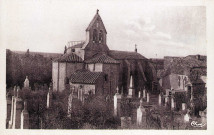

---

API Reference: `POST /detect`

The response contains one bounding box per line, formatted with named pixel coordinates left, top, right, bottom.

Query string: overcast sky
left=2, top=0, right=207, bottom=58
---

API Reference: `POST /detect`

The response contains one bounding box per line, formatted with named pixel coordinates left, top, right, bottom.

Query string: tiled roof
left=108, top=50, right=147, bottom=60
left=53, top=53, right=83, bottom=62
left=70, top=70, right=102, bottom=84
left=85, top=53, right=119, bottom=64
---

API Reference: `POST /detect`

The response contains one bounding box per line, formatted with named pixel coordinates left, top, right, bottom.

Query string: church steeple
left=82, top=10, right=109, bottom=59
left=86, top=9, right=107, bottom=33
left=85, top=9, right=107, bottom=45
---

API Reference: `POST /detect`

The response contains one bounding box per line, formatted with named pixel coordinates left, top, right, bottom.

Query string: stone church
left=52, top=10, right=158, bottom=100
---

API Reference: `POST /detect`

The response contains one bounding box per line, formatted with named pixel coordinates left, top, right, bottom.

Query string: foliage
left=6, top=49, right=52, bottom=89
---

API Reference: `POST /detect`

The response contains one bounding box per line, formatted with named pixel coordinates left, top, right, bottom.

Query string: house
left=159, top=56, right=207, bottom=112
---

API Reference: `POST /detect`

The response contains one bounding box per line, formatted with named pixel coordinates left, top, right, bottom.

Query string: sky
left=1, top=0, right=207, bottom=58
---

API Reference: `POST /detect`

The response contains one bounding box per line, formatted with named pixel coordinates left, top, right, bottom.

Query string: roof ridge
left=85, top=53, right=119, bottom=64
left=85, top=10, right=107, bottom=33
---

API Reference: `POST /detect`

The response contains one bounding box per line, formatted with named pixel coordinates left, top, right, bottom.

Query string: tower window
left=72, top=49, right=75, bottom=52
left=99, top=30, right=103, bottom=43
left=93, top=29, right=98, bottom=43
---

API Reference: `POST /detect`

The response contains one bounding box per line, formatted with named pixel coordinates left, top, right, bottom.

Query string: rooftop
left=85, top=53, right=119, bottom=64
left=70, top=69, right=102, bottom=84
left=53, top=53, right=83, bottom=62
left=108, top=50, right=147, bottom=60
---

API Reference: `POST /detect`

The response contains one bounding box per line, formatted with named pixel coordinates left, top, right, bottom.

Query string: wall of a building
left=161, top=74, right=188, bottom=91
left=70, top=83, right=96, bottom=95
left=95, top=74, right=104, bottom=95
left=95, top=63, right=103, bottom=72
left=52, top=62, right=59, bottom=91
left=102, top=63, right=119, bottom=96
left=67, top=47, right=85, bottom=60
left=75, top=48, right=85, bottom=60
left=66, top=63, right=83, bottom=78
left=116, top=60, right=148, bottom=95
left=53, top=61, right=83, bottom=92
left=169, top=74, right=188, bottom=90
left=88, top=64, right=94, bottom=72
left=58, top=62, right=66, bottom=92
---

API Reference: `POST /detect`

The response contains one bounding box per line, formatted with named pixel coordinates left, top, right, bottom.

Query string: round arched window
left=99, top=30, right=103, bottom=43
left=93, top=29, right=98, bottom=43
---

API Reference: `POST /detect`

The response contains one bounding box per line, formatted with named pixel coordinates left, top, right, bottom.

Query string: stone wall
left=53, top=61, right=83, bottom=92
left=102, top=63, right=119, bottom=96
left=52, top=62, right=59, bottom=91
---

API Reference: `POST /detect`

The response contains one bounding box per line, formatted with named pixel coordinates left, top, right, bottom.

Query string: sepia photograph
left=1, top=0, right=213, bottom=133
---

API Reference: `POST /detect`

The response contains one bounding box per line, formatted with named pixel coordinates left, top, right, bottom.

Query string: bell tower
left=83, top=9, right=109, bottom=60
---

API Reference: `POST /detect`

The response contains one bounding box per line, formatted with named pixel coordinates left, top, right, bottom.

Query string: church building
left=52, top=10, right=158, bottom=100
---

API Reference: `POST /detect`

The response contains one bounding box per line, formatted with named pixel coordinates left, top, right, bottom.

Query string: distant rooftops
left=108, top=50, right=147, bottom=60
left=161, top=55, right=207, bottom=77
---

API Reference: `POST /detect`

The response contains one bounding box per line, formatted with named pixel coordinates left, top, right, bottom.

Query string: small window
left=72, top=49, right=75, bottom=52
left=65, top=77, right=69, bottom=84
left=104, top=74, right=108, bottom=81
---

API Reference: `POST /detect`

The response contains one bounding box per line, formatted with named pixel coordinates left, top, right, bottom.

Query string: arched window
left=184, top=77, right=187, bottom=85
left=99, top=30, right=103, bottom=43
left=93, top=29, right=98, bottom=43
left=178, top=76, right=181, bottom=87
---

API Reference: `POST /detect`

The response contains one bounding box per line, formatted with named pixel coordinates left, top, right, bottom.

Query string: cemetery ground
left=6, top=85, right=206, bottom=129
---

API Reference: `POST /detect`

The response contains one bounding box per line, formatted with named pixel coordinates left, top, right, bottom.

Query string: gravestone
left=24, top=76, right=30, bottom=88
